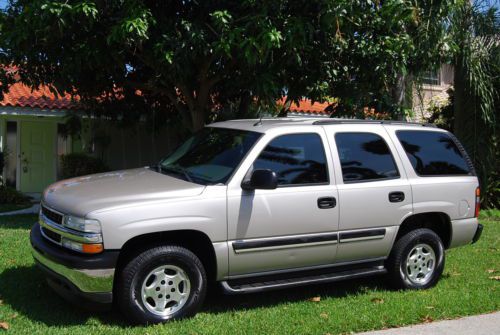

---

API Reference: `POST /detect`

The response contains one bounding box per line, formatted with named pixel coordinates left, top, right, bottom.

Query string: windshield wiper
left=157, top=165, right=194, bottom=183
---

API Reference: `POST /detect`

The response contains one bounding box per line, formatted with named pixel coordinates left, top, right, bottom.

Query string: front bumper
left=30, top=223, right=119, bottom=305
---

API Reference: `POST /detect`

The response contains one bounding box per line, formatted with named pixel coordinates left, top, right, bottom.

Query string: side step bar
left=221, top=266, right=387, bottom=294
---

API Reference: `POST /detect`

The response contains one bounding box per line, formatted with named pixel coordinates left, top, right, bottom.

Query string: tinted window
left=396, top=130, right=471, bottom=176
left=335, top=133, right=399, bottom=182
left=252, top=134, right=328, bottom=186
left=160, top=127, right=261, bottom=184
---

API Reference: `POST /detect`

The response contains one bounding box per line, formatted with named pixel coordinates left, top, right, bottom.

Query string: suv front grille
left=41, top=227, right=62, bottom=243
left=41, top=205, right=63, bottom=225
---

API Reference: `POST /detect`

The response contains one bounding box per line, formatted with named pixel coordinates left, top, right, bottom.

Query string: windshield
left=158, top=127, right=261, bottom=185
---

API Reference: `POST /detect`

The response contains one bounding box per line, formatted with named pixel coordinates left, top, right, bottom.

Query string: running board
left=221, top=266, right=387, bottom=294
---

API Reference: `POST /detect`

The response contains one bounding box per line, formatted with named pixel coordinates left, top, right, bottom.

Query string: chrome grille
left=41, top=205, right=63, bottom=225
left=41, top=226, right=62, bottom=244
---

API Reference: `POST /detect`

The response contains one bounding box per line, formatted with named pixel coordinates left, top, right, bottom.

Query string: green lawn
left=0, top=214, right=498, bottom=335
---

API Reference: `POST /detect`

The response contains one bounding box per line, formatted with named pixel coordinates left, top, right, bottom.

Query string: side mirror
left=242, top=169, right=278, bottom=190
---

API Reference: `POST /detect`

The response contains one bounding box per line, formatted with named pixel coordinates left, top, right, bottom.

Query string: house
left=0, top=83, right=178, bottom=195
left=0, top=85, right=332, bottom=195
left=411, top=64, right=454, bottom=121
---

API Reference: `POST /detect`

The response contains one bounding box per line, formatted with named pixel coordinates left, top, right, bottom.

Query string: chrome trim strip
left=339, top=235, right=385, bottom=243
left=233, top=240, right=337, bottom=254
left=232, top=231, right=338, bottom=253
left=32, top=247, right=114, bottom=293
left=339, top=228, right=386, bottom=243
left=39, top=215, right=102, bottom=244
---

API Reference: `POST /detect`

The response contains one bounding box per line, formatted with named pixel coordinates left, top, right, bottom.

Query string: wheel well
left=116, top=230, right=217, bottom=282
left=396, top=212, right=452, bottom=249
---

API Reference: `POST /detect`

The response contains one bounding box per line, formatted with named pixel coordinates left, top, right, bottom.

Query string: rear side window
left=335, top=133, right=399, bottom=183
left=252, top=133, right=328, bottom=186
left=396, top=130, right=471, bottom=176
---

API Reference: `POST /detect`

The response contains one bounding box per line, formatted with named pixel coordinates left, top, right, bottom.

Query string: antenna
left=253, top=106, right=263, bottom=126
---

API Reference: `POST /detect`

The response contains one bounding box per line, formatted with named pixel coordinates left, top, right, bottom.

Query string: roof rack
left=312, top=119, right=436, bottom=127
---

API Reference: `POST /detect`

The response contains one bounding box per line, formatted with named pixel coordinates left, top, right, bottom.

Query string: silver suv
left=31, top=118, right=483, bottom=324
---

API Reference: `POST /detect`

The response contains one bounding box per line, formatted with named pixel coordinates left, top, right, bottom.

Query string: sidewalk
left=357, top=311, right=500, bottom=335
left=0, top=203, right=40, bottom=216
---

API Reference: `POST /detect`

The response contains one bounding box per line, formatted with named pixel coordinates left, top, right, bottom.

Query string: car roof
left=208, top=118, right=438, bottom=133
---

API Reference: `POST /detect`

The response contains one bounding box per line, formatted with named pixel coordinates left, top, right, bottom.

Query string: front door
left=227, top=130, right=339, bottom=276
left=20, top=121, right=57, bottom=193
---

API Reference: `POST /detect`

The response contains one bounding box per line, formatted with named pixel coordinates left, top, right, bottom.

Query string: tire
left=116, top=245, right=207, bottom=324
left=386, top=228, right=445, bottom=290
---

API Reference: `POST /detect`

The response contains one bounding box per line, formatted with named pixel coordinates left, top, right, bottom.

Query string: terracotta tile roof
left=0, top=83, right=78, bottom=110
left=277, top=97, right=332, bottom=116
left=0, top=82, right=332, bottom=117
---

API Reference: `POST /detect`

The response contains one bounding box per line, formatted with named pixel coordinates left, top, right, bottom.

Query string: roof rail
left=312, top=119, right=436, bottom=127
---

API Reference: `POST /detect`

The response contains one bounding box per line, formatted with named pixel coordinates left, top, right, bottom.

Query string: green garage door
left=19, top=121, right=57, bottom=193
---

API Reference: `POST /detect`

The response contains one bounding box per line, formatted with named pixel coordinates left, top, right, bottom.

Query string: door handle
left=389, top=191, right=405, bottom=203
left=317, top=197, right=336, bottom=209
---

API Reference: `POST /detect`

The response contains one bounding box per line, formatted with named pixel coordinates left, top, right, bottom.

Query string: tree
left=448, top=1, right=499, bottom=208
left=0, top=1, right=451, bottom=131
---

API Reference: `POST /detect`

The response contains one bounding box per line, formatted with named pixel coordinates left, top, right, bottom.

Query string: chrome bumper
left=32, top=246, right=115, bottom=293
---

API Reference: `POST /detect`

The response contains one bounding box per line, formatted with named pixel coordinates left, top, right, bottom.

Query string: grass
left=0, top=203, right=32, bottom=214
left=0, top=214, right=498, bottom=335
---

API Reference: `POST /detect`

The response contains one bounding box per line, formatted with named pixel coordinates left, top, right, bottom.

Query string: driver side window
left=252, top=133, right=328, bottom=186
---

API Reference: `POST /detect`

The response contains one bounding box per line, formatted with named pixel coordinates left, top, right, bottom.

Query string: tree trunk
left=453, top=55, right=477, bottom=160
left=391, top=73, right=406, bottom=120
left=190, top=107, right=206, bottom=132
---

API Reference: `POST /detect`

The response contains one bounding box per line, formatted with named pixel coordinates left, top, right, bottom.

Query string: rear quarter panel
left=384, top=125, right=479, bottom=221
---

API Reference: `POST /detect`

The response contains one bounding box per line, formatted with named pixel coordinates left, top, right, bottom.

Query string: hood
left=43, top=167, right=206, bottom=217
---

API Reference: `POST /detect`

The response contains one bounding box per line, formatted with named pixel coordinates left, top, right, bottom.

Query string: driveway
left=357, top=311, right=500, bottom=335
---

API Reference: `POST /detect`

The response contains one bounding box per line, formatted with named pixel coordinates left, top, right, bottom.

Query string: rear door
left=325, top=125, right=413, bottom=262
left=226, top=128, right=339, bottom=276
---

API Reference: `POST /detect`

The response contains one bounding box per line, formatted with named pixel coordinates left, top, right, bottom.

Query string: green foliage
left=425, top=89, right=455, bottom=131
left=60, top=153, right=109, bottom=179
left=0, top=186, right=31, bottom=205
left=0, top=0, right=452, bottom=130
left=447, top=1, right=500, bottom=209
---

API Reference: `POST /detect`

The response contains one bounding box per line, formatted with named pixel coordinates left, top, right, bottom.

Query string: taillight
left=475, top=187, right=480, bottom=217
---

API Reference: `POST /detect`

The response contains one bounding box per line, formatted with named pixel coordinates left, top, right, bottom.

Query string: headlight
left=63, top=215, right=102, bottom=233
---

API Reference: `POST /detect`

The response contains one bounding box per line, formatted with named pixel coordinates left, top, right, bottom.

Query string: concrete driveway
left=357, top=311, right=500, bottom=335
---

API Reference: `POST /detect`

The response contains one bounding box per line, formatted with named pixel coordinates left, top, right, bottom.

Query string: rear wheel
left=116, top=245, right=207, bottom=324
left=386, top=228, right=445, bottom=289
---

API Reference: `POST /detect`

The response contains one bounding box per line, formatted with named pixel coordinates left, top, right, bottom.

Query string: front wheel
left=386, top=228, right=445, bottom=289
left=116, top=245, right=207, bottom=324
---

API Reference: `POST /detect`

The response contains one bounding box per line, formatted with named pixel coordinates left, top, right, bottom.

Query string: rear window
left=335, top=133, right=399, bottom=183
left=396, top=130, right=471, bottom=176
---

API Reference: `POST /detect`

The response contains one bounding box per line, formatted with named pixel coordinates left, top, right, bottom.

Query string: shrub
left=60, top=153, right=109, bottom=179
left=0, top=186, right=31, bottom=204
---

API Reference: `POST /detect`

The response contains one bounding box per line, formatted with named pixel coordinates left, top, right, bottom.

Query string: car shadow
left=0, top=264, right=390, bottom=327
left=0, top=214, right=38, bottom=230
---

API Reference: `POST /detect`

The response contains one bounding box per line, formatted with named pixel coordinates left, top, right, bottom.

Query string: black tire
left=116, top=245, right=207, bottom=324
left=386, top=228, right=445, bottom=289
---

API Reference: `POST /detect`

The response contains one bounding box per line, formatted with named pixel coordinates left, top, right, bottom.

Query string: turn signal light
left=475, top=187, right=480, bottom=218
left=62, top=237, right=104, bottom=254
left=82, top=243, right=104, bottom=254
